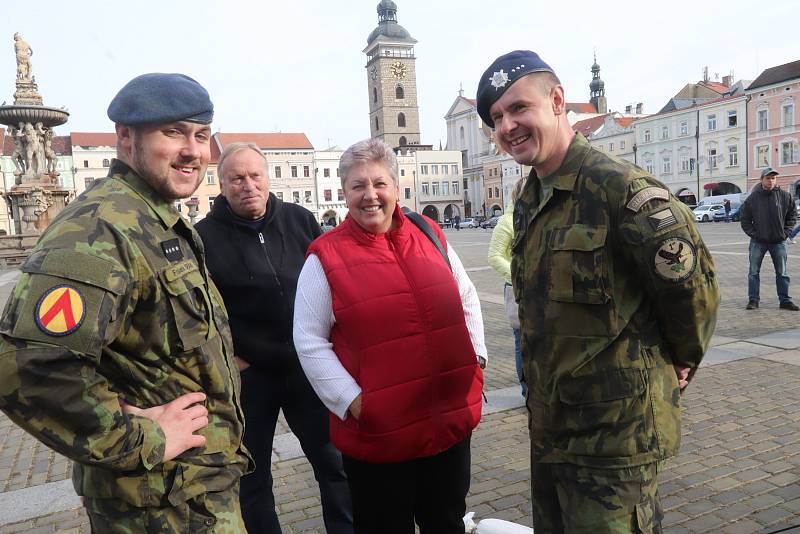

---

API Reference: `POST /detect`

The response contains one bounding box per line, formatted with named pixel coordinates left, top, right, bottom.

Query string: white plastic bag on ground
left=476, top=518, right=534, bottom=534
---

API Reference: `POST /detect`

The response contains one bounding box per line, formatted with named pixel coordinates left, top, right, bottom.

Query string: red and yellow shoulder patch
left=34, top=285, right=86, bottom=336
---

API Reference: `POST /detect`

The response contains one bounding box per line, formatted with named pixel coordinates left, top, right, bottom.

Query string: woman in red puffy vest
left=293, top=138, right=486, bottom=534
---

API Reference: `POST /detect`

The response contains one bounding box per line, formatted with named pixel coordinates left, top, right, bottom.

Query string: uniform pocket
left=557, top=367, right=653, bottom=458
left=159, top=262, right=211, bottom=351
left=549, top=225, right=609, bottom=304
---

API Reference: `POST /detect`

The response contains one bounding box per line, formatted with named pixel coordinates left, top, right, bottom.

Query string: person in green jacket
left=476, top=50, right=720, bottom=533
left=488, top=178, right=526, bottom=397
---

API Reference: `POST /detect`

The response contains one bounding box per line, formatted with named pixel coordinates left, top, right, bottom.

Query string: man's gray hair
left=218, top=142, right=267, bottom=179
left=339, top=138, right=398, bottom=187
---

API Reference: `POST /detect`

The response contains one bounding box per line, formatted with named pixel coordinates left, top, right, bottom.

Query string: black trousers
left=239, top=364, right=353, bottom=534
left=342, top=435, right=471, bottom=534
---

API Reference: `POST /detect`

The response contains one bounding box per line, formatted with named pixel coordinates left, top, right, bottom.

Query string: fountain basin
left=0, top=105, right=68, bottom=127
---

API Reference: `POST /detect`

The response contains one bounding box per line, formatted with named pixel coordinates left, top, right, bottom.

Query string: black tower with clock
left=364, top=0, right=421, bottom=149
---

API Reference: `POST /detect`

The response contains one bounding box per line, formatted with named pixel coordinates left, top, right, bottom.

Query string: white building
left=414, top=150, right=464, bottom=224
left=697, top=94, right=748, bottom=196
left=585, top=114, right=638, bottom=164
left=313, top=148, right=346, bottom=225
left=70, top=132, right=116, bottom=196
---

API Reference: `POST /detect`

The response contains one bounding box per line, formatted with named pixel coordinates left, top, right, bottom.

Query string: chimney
left=722, top=75, right=732, bottom=87
left=635, top=102, right=643, bottom=114
left=625, top=105, right=632, bottom=113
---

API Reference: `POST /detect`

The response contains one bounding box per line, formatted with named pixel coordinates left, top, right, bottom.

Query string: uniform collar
left=539, top=133, right=591, bottom=192
left=109, top=159, right=181, bottom=228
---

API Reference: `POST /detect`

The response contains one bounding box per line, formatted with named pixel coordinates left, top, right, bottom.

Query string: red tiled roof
left=0, top=128, right=4, bottom=156
left=2, top=129, right=14, bottom=157
left=71, top=132, right=117, bottom=147
left=699, top=81, right=729, bottom=93
left=566, top=102, right=597, bottom=113
left=52, top=136, right=72, bottom=155
left=616, top=117, right=635, bottom=128
left=210, top=138, right=221, bottom=164
left=572, top=114, right=608, bottom=136
left=215, top=132, right=313, bottom=150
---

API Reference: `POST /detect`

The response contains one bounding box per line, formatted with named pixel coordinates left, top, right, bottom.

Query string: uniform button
left=205, top=518, right=215, bottom=526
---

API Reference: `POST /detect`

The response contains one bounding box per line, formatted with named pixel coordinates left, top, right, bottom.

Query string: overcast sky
left=2, top=0, right=796, bottom=150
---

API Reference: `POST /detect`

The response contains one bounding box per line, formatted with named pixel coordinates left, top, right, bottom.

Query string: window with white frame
left=662, top=156, right=672, bottom=174
left=680, top=121, right=688, bottom=136
left=488, top=188, right=493, bottom=199
left=206, top=171, right=215, bottom=185
left=620, top=140, right=626, bottom=150
left=782, top=141, right=797, bottom=165
left=420, top=164, right=428, bottom=174
left=442, top=181, right=450, bottom=195
left=323, top=168, right=330, bottom=178
left=431, top=165, right=438, bottom=175
left=707, top=148, right=717, bottom=169
left=728, top=145, right=738, bottom=167
left=324, top=189, right=332, bottom=201
left=645, top=160, right=654, bottom=174
left=660, top=126, right=669, bottom=140
left=680, top=154, right=690, bottom=173
left=404, top=187, right=411, bottom=199
left=208, top=196, right=216, bottom=211
left=644, top=129, right=651, bottom=142
left=432, top=182, right=440, bottom=195
left=292, top=191, right=300, bottom=203
left=304, top=190, right=312, bottom=203
left=400, top=169, right=405, bottom=177
left=783, top=102, right=795, bottom=127
left=707, top=114, right=717, bottom=131
left=609, top=142, right=614, bottom=152
left=451, top=165, right=458, bottom=174
left=756, top=145, right=769, bottom=167
left=728, top=110, right=737, bottom=127
left=442, top=165, right=449, bottom=175
left=758, top=109, right=768, bottom=131
left=276, top=192, right=284, bottom=200
left=421, top=182, right=429, bottom=195
left=452, top=181, right=459, bottom=195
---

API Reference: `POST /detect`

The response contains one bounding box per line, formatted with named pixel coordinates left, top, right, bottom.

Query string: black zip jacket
left=740, top=184, right=797, bottom=244
left=196, top=193, right=322, bottom=372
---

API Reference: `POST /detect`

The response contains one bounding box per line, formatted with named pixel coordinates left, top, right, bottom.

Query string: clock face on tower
left=370, top=65, right=378, bottom=82
left=390, top=60, right=407, bottom=79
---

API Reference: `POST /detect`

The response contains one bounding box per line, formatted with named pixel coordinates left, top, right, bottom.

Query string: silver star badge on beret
left=490, top=69, right=510, bottom=90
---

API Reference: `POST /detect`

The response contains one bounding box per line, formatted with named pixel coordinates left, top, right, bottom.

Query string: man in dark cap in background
left=740, top=167, right=799, bottom=311
left=476, top=51, right=720, bottom=532
left=0, top=73, right=251, bottom=532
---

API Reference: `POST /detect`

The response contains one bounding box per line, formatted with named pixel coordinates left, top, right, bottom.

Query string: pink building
left=746, top=60, right=800, bottom=195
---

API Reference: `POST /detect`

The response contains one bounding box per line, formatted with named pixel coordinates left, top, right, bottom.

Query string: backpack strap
left=402, top=207, right=452, bottom=271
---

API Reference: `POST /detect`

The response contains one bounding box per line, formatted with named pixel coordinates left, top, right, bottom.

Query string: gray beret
left=107, top=73, right=213, bottom=126
left=476, top=50, right=555, bottom=128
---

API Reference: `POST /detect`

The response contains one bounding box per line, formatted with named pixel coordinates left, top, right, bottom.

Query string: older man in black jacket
left=740, top=167, right=799, bottom=311
left=196, top=142, right=353, bottom=533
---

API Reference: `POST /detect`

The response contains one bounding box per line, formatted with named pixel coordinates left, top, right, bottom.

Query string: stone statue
left=22, top=123, right=40, bottom=175
left=34, top=122, right=48, bottom=175
left=43, top=127, right=57, bottom=174
left=14, top=33, right=32, bottom=82
left=9, top=125, right=26, bottom=177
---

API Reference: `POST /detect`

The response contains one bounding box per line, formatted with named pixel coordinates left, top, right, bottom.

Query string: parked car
left=321, top=224, right=336, bottom=233
left=693, top=204, right=724, bottom=222
left=480, top=215, right=501, bottom=229
left=712, top=205, right=741, bottom=222
left=458, top=217, right=476, bottom=228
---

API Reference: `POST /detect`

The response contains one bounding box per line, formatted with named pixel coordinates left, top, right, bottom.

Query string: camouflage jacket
left=0, top=160, right=251, bottom=507
left=512, top=134, right=719, bottom=468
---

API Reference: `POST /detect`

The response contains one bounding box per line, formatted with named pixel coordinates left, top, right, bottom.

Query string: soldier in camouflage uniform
left=0, top=73, right=251, bottom=533
left=477, top=51, right=720, bottom=533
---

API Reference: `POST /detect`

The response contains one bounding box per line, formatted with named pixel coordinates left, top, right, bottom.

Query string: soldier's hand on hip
left=674, top=365, right=691, bottom=390
left=120, top=392, right=209, bottom=462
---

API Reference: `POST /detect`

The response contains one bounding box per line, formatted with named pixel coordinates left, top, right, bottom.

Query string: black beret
left=107, top=73, right=213, bottom=126
left=476, top=50, right=555, bottom=128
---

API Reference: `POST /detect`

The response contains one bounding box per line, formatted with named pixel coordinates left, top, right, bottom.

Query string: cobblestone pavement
left=3, top=223, right=800, bottom=533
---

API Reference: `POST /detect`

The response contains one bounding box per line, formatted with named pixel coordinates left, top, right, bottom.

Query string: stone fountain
left=0, top=33, right=72, bottom=264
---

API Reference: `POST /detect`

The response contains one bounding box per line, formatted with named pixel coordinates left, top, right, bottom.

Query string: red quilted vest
left=307, top=208, right=483, bottom=462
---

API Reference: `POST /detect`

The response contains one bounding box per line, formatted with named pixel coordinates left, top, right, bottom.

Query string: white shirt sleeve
left=293, top=254, right=361, bottom=420
left=447, top=245, right=488, bottom=363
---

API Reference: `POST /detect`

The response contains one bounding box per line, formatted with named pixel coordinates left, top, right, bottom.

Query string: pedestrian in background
left=294, top=138, right=486, bottom=534
left=196, top=142, right=353, bottom=534
left=476, top=50, right=719, bottom=533
left=740, top=167, right=799, bottom=310
left=487, top=178, right=527, bottom=397
left=724, top=199, right=732, bottom=223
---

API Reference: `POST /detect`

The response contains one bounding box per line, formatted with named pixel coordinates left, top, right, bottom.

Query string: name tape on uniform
left=626, top=187, right=669, bottom=212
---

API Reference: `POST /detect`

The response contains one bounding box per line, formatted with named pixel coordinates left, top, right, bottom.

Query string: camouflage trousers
left=531, top=461, right=663, bottom=534
left=83, top=487, right=246, bottom=533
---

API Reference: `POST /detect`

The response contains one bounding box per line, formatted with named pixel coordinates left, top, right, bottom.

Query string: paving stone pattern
left=3, top=224, right=800, bottom=533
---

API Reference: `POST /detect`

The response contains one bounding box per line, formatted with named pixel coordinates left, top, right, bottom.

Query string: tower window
left=398, top=113, right=406, bottom=128
left=396, top=85, right=404, bottom=99
left=399, top=136, right=407, bottom=146
left=375, top=116, right=379, bottom=131
left=373, top=87, right=377, bottom=103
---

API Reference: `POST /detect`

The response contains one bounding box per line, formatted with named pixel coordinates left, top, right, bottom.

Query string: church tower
left=364, top=0, right=421, bottom=149
left=589, top=53, right=607, bottom=114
